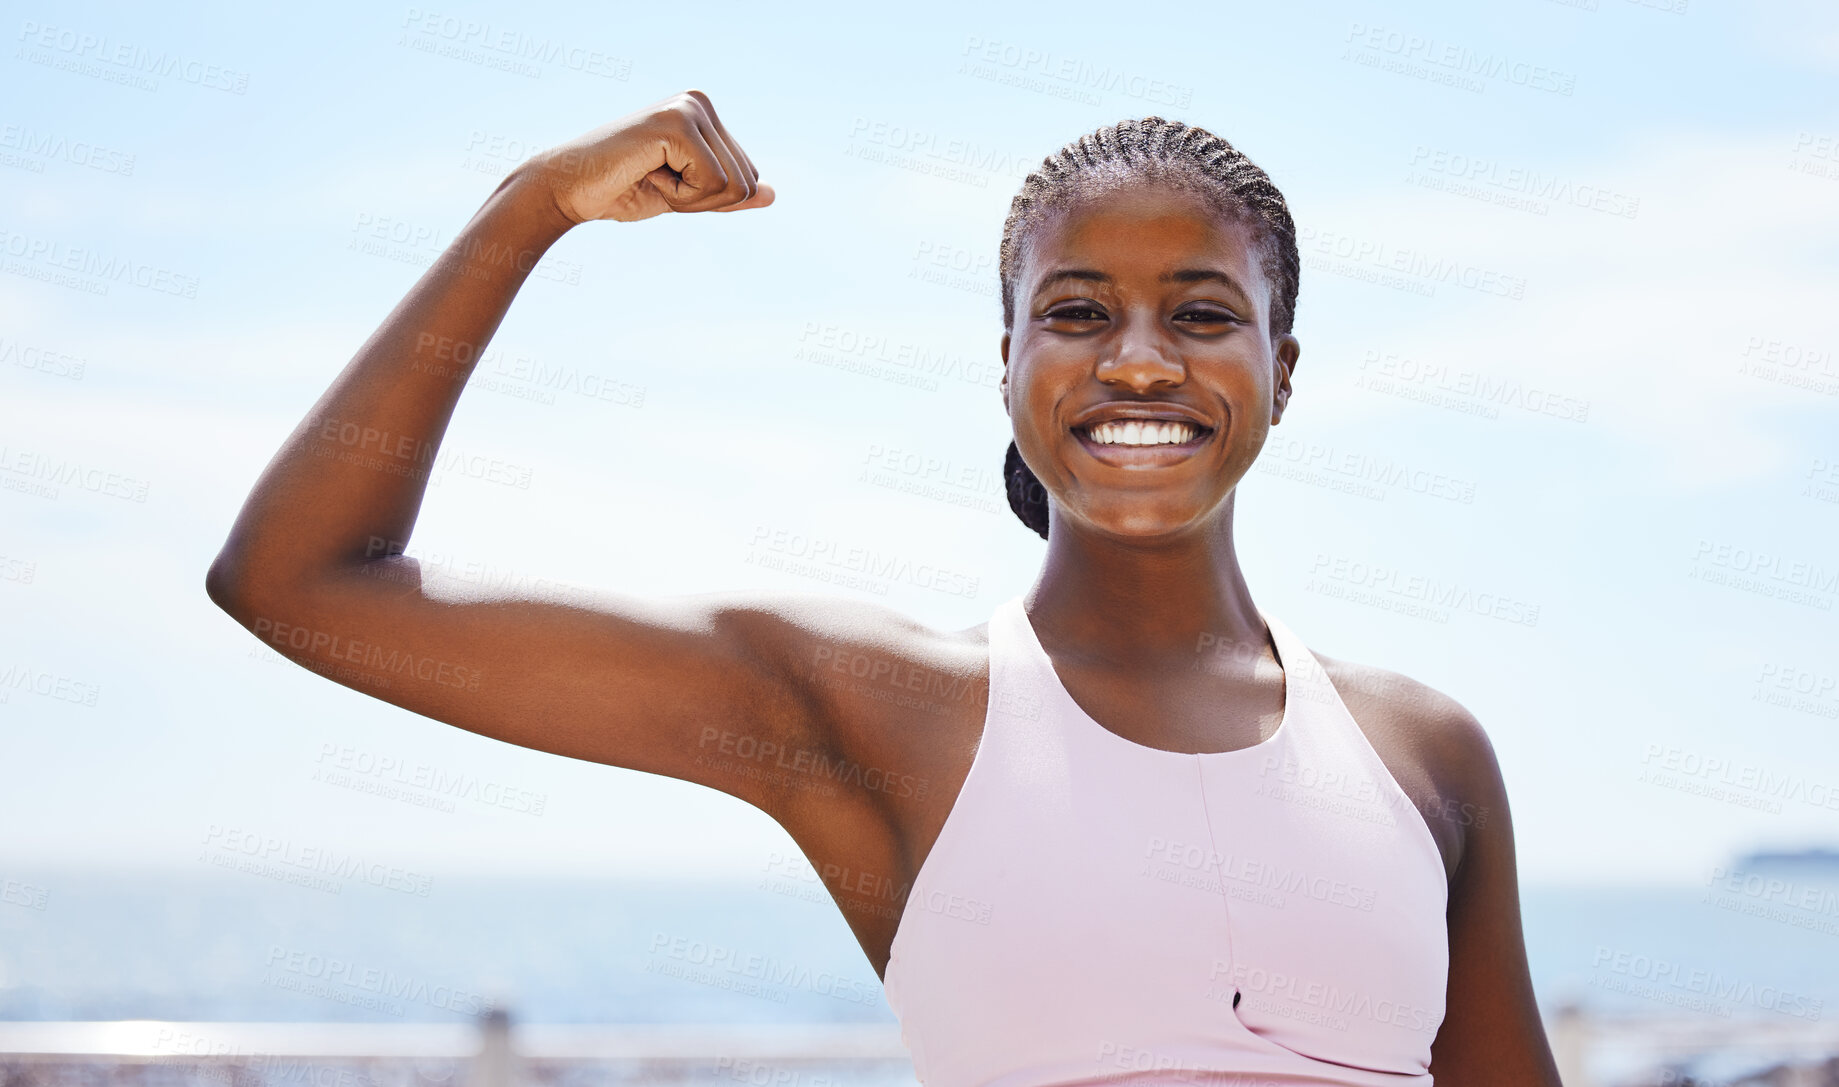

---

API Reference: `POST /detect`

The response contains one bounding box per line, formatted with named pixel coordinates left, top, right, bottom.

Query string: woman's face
left=1002, top=182, right=1300, bottom=540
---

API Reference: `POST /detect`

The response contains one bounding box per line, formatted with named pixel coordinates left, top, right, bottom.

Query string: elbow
left=204, top=550, right=251, bottom=620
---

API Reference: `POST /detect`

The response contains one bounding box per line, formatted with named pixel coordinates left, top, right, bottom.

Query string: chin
left=1065, top=500, right=1219, bottom=539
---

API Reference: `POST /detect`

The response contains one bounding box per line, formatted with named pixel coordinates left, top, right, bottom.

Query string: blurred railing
left=1548, top=1004, right=1839, bottom=1087
left=0, top=1013, right=916, bottom=1086
left=5, top=1009, right=1839, bottom=1086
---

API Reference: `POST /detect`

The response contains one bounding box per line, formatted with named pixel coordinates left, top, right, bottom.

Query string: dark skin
left=205, top=89, right=1560, bottom=1086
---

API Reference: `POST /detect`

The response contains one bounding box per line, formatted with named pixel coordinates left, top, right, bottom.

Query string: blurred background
left=3, top=0, right=1837, bottom=1083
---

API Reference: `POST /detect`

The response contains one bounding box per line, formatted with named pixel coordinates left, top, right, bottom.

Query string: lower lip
left=1072, top=426, right=1214, bottom=469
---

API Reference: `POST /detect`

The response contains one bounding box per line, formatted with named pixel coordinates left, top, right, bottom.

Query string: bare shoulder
left=1313, top=653, right=1501, bottom=780
left=712, top=590, right=992, bottom=921
left=1312, top=651, right=1506, bottom=879
left=673, top=588, right=981, bottom=680
left=722, top=589, right=990, bottom=709
left=717, top=589, right=992, bottom=797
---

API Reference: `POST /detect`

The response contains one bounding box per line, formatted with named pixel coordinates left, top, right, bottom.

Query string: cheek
left=1006, top=360, right=1061, bottom=430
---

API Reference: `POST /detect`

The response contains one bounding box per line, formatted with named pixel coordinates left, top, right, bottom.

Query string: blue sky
left=3, top=0, right=1837, bottom=888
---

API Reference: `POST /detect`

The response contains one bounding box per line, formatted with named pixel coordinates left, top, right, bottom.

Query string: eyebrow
left=1034, top=267, right=1251, bottom=300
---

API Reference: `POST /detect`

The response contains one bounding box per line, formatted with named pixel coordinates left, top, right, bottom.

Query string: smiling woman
left=998, top=118, right=1301, bottom=540
left=205, top=90, right=1561, bottom=1087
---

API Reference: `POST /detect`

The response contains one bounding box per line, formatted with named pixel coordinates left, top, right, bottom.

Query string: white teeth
left=1084, top=419, right=1202, bottom=446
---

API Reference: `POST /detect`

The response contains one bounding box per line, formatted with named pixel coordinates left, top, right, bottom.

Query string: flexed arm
left=208, top=89, right=769, bottom=587
left=202, top=92, right=841, bottom=820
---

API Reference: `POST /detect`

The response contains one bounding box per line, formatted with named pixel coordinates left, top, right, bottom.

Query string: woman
left=206, top=89, right=1561, bottom=1086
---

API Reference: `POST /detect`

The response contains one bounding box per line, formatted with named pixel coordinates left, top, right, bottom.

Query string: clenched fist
left=522, top=89, right=775, bottom=224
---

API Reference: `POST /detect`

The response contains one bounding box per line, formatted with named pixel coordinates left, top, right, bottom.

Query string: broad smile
left=1071, top=418, right=1216, bottom=469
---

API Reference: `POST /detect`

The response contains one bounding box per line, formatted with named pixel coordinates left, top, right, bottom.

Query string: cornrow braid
left=997, top=117, right=1300, bottom=541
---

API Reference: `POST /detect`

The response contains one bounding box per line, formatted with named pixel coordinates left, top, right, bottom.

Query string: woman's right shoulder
left=720, top=590, right=995, bottom=779
left=719, top=590, right=994, bottom=713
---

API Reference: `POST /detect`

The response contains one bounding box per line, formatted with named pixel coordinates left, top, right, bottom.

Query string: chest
left=1023, top=652, right=1461, bottom=884
left=878, top=660, right=1452, bottom=1081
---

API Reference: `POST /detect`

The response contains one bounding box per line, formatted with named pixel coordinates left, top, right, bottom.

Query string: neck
left=1023, top=492, right=1267, bottom=666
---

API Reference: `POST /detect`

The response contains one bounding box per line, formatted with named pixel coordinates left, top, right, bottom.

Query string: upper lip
left=1070, top=402, right=1216, bottom=433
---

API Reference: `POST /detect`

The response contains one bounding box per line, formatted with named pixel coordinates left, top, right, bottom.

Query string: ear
left=1271, top=333, right=1300, bottom=425
left=1000, top=331, right=1011, bottom=416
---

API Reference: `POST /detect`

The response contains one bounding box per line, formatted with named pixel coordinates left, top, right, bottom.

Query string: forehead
left=1023, top=183, right=1264, bottom=289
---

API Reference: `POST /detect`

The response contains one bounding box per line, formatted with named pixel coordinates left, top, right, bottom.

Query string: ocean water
left=1, top=865, right=1836, bottom=1077
left=0, top=870, right=894, bottom=1024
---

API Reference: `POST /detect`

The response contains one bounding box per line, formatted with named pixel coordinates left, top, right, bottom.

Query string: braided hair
left=998, top=117, right=1301, bottom=540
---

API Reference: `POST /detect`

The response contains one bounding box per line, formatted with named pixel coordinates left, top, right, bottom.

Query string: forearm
left=207, top=165, right=574, bottom=609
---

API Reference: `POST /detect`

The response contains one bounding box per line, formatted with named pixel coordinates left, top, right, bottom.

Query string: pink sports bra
left=883, top=591, right=1450, bottom=1086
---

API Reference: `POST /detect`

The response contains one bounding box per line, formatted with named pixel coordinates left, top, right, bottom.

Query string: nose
left=1094, top=312, right=1185, bottom=392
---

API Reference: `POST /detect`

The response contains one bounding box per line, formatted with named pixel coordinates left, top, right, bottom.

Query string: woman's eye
left=1044, top=306, right=1238, bottom=324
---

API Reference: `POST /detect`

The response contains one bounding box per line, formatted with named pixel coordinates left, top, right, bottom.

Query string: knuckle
left=683, top=89, right=721, bottom=124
